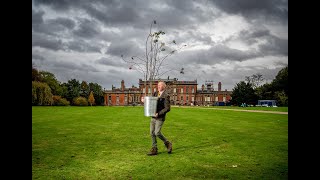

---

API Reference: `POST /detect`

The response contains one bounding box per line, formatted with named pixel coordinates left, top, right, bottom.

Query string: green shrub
left=73, top=96, right=88, bottom=106
left=52, top=95, right=70, bottom=106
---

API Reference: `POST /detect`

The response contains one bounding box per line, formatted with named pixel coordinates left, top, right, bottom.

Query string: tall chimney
left=218, top=82, right=221, bottom=91
left=201, top=84, right=204, bottom=91
left=121, top=80, right=125, bottom=91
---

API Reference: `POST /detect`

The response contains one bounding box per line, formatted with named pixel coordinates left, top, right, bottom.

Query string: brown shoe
left=164, top=141, right=172, bottom=154
left=147, top=147, right=158, bottom=156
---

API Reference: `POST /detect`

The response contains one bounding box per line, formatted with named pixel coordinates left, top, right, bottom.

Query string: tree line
left=32, top=65, right=288, bottom=107
left=230, top=66, right=288, bottom=107
left=32, top=66, right=104, bottom=106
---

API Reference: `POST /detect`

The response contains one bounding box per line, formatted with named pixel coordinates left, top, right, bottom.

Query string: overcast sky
left=32, top=0, right=288, bottom=91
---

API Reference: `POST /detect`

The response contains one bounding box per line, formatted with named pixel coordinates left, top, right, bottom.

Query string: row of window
left=109, top=96, right=141, bottom=102
left=109, top=95, right=226, bottom=102
left=142, top=87, right=195, bottom=93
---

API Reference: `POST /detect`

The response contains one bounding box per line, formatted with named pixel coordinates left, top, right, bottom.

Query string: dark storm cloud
left=83, top=2, right=141, bottom=26
left=50, top=60, right=99, bottom=73
left=32, top=32, right=102, bottom=53
left=172, top=30, right=214, bottom=46
left=34, top=0, right=144, bottom=26
left=32, top=9, right=48, bottom=34
left=225, top=28, right=288, bottom=56
left=193, top=33, right=213, bottom=45
left=96, top=57, right=125, bottom=67
left=48, top=17, right=76, bottom=29
left=138, top=1, right=217, bottom=30
left=237, top=29, right=271, bottom=45
left=32, top=54, right=46, bottom=67
left=78, top=0, right=214, bottom=30
left=241, top=29, right=287, bottom=56
left=33, top=18, right=101, bottom=53
left=32, top=9, right=44, bottom=25
left=33, top=0, right=213, bottom=47
left=66, top=40, right=101, bottom=53
left=34, top=0, right=119, bottom=11
left=32, top=33, right=65, bottom=51
left=73, top=18, right=100, bottom=38
left=32, top=9, right=75, bottom=35
left=32, top=54, right=45, bottom=61
left=210, top=45, right=259, bottom=61
left=32, top=0, right=287, bottom=90
left=81, top=64, right=101, bottom=72
left=210, top=0, right=288, bottom=22
left=34, top=19, right=75, bottom=36
left=259, top=36, right=288, bottom=56
left=178, top=44, right=260, bottom=66
left=107, top=41, right=143, bottom=57
left=97, top=30, right=122, bottom=43
left=33, top=0, right=75, bottom=11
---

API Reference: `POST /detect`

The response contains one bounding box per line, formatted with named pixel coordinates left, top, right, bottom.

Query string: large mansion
left=104, top=78, right=232, bottom=106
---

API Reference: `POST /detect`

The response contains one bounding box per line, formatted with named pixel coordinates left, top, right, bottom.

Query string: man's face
left=158, top=82, right=165, bottom=91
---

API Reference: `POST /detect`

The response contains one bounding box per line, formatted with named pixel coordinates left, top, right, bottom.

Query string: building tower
left=121, top=80, right=125, bottom=91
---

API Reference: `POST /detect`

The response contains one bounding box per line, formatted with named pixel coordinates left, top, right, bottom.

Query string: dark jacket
left=152, top=90, right=171, bottom=120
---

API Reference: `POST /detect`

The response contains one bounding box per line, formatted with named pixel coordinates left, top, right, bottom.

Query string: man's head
left=157, top=81, right=166, bottom=92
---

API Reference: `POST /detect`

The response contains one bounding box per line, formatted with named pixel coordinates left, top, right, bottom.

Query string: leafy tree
left=80, top=81, right=90, bottom=98
left=272, top=66, right=288, bottom=95
left=59, top=83, right=69, bottom=99
left=230, top=81, right=258, bottom=106
left=65, top=79, right=81, bottom=104
left=39, top=71, right=63, bottom=96
left=255, top=83, right=274, bottom=100
left=32, top=81, right=53, bottom=105
left=89, top=82, right=104, bottom=105
left=32, top=65, right=42, bottom=81
left=275, top=90, right=288, bottom=106
left=245, top=73, right=265, bottom=89
left=88, top=91, right=95, bottom=106
left=254, top=66, right=288, bottom=106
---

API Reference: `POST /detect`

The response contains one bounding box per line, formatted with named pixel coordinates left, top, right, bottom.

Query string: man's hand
left=155, top=113, right=158, bottom=118
left=141, top=96, right=144, bottom=103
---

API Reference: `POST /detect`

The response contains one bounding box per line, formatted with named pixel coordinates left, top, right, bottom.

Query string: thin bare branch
left=120, top=20, right=187, bottom=96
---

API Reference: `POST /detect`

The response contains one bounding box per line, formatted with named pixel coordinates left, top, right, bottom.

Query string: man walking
left=142, top=81, right=172, bottom=155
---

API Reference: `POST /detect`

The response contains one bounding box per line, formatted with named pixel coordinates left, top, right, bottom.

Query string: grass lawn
left=32, top=106, right=288, bottom=179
